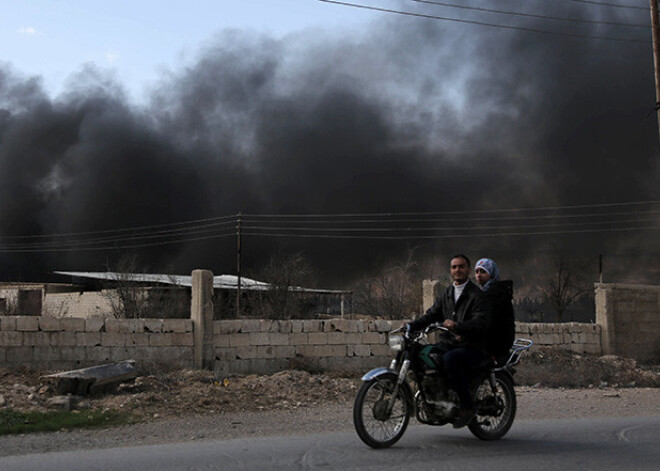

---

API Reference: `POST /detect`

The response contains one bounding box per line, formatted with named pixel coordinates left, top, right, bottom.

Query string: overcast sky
left=1, top=0, right=379, bottom=102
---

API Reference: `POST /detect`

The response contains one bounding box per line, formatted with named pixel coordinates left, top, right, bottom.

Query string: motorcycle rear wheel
left=468, top=372, right=516, bottom=441
left=353, top=376, right=411, bottom=448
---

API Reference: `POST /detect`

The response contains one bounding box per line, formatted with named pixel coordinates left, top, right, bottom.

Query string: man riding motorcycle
left=406, top=254, right=492, bottom=428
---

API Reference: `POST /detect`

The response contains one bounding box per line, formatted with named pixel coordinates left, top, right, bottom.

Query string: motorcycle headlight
left=388, top=335, right=404, bottom=351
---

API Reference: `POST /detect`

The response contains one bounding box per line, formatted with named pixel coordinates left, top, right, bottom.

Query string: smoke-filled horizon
left=1, top=1, right=659, bottom=288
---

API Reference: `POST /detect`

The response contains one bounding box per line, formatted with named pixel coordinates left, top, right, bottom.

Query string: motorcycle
left=353, top=324, right=533, bottom=448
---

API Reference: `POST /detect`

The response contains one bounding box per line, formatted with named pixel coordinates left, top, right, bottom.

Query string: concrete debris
left=45, top=360, right=138, bottom=396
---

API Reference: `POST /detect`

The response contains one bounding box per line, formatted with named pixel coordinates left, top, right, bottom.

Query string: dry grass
left=515, top=346, right=660, bottom=388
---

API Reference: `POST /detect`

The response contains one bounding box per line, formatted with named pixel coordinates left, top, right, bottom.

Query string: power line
left=242, top=224, right=660, bottom=240
left=242, top=200, right=660, bottom=218
left=562, top=0, right=649, bottom=11
left=317, top=0, right=648, bottom=43
left=407, top=0, right=649, bottom=28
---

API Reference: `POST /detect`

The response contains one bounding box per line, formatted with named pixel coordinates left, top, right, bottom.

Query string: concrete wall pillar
left=422, top=280, right=441, bottom=314
left=191, top=270, right=214, bottom=370
left=594, top=283, right=615, bottom=355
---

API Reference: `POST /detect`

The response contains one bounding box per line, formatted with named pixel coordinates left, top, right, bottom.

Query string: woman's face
left=475, top=267, right=491, bottom=286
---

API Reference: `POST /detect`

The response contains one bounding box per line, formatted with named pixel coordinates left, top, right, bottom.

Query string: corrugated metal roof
left=53, top=271, right=349, bottom=294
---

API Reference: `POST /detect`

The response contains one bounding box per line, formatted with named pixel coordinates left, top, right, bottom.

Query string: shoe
left=452, top=407, right=475, bottom=429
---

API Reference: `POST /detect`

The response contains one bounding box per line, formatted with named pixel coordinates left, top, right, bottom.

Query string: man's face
left=450, top=257, right=469, bottom=285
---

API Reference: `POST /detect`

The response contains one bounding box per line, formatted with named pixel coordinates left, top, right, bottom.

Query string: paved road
left=1, top=416, right=658, bottom=471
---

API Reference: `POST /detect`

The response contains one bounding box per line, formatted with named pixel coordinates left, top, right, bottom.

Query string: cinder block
left=302, top=320, right=322, bottom=332
left=0, top=316, right=16, bottom=331
left=374, top=320, right=392, bottom=333
left=327, top=332, right=346, bottom=345
left=143, top=319, right=163, bottom=333
left=60, top=346, right=85, bottom=362
left=148, top=333, right=173, bottom=347
left=39, top=317, right=62, bottom=332
left=0, top=331, right=24, bottom=347
left=60, top=318, right=85, bottom=332
left=109, top=346, right=135, bottom=362
left=6, top=346, right=34, bottom=362
left=162, top=319, right=187, bottom=333
left=76, top=332, right=102, bottom=347
left=233, top=346, right=256, bottom=360
left=289, top=333, right=308, bottom=345
left=308, top=332, right=328, bottom=345
left=272, top=346, right=295, bottom=358
left=214, top=333, right=230, bottom=347
left=240, top=319, right=262, bottom=333
left=294, top=345, right=314, bottom=357
left=126, top=333, right=150, bottom=347
left=269, top=333, right=289, bottom=346
left=343, top=333, right=363, bottom=344
left=291, top=320, right=303, bottom=333
left=362, top=332, right=384, bottom=344
left=314, top=345, right=347, bottom=357
left=328, top=319, right=358, bottom=333
left=102, top=332, right=128, bottom=347
left=259, top=320, right=276, bottom=332
left=214, top=320, right=242, bottom=334
left=105, top=319, right=121, bottom=333
left=256, top=345, right=276, bottom=359
left=171, top=333, right=194, bottom=347
left=348, top=344, right=371, bottom=357
left=276, top=320, right=292, bottom=333
left=33, top=346, right=61, bottom=362
left=85, top=318, right=105, bottom=332
left=228, top=333, right=250, bottom=347
left=216, top=347, right=237, bottom=361
left=85, top=346, right=112, bottom=363
left=249, top=332, right=270, bottom=346
left=16, top=316, right=39, bottom=331
left=119, top=319, right=144, bottom=333
left=370, top=344, right=391, bottom=357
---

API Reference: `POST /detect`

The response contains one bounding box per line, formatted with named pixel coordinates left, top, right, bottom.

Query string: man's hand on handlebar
left=442, top=319, right=457, bottom=330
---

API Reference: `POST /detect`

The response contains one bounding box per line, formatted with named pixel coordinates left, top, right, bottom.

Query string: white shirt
left=453, top=280, right=468, bottom=304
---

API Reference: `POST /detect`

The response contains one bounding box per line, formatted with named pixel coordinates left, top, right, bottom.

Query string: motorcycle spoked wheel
left=353, top=376, right=411, bottom=448
left=468, top=372, right=516, bottom=441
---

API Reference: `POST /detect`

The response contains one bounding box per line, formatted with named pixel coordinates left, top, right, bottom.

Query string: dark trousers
left=443, top=347, right=488, bottom=409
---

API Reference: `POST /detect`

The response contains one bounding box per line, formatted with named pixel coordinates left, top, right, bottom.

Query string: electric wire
left=2, top=200, right=660, bottom=252
left=407, top=0, right=649, bottom=28
left=561, top=0, right=649, bottom=11
left=317, top=0, right=648, bottom=43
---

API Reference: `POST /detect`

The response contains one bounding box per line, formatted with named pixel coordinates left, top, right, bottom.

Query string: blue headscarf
left=475, top=258, right=500, bottom=291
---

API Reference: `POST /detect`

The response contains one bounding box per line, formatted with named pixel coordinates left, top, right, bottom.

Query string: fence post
left=422, top=280, right=441, bottom=314
left=191, top=270, right=214, bottom=370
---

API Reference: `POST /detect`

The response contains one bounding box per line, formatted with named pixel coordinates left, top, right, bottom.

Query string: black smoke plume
left=0, top=1, right=658, bottom=287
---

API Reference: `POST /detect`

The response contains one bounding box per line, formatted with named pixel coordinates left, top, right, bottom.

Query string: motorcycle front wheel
left=353, top=375, right=411, bottom=448
left=468, top=372, right=516, bottom=441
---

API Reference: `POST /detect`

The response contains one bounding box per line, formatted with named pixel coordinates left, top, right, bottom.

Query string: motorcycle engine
left=422, top=375, right=449, bottom=404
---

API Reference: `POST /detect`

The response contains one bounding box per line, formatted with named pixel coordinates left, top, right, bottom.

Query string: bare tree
left=251, top=251, right=316, bottom=319
left=104, top=254, right=148, bottom=319
left=540, top=257, right=591, bottom=322
left=352, top=250, right=422, bottom=319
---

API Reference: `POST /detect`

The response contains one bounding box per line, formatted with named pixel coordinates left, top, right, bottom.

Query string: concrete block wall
left=595, top=283, right=660, bottom=363
left=0, top=316, right=194, bottom=371
left=515, top=322, right=602, bottom=355
left=213, top=318, right=395, bottom=376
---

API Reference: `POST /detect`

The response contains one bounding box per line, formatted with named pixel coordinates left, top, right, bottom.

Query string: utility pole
left=650, top=0, right=660, bottom=146
left=236, top=213, right=242, bottom=317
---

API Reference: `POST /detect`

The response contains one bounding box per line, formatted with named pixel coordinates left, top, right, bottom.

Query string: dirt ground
left=0, top=347, right=658, bottom=419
